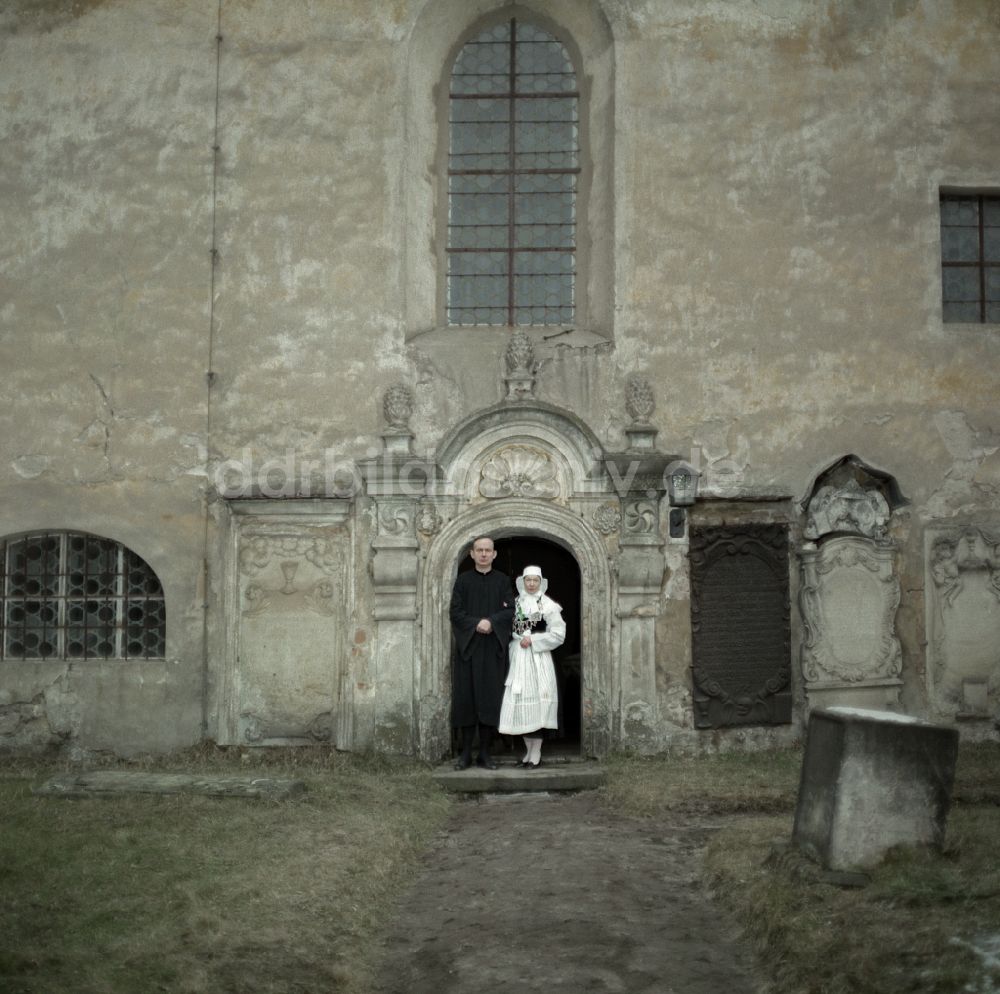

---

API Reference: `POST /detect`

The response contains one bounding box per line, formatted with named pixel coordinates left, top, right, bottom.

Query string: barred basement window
left=447, top=17, right=579, bottom=326
left=940, top=193, right=1000, bottom=323
left=0, top=532, right=165, bottom=660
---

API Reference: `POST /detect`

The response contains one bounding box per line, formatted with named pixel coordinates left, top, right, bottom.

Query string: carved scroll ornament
left=804, top=479, right=891, bottom=541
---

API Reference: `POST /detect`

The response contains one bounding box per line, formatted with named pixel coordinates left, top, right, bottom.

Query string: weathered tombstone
left=799, top=475, right=903, bottom=712
left=792, top=707, right=959, bottom=871
left=926, top=526, right=1000, bottom=720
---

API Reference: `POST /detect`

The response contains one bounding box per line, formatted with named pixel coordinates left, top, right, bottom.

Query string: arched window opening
left=0, top=531, right=165, bottom=660
left=447, top=17, right=579, bottom=327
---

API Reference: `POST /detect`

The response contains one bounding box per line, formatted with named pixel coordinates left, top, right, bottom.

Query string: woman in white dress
left=498, top=566, right=566, bottom=769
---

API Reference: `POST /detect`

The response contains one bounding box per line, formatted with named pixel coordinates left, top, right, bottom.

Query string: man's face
left=471, top=540, right=497, bottom=571
left=523, top=575, right=541, bottom=593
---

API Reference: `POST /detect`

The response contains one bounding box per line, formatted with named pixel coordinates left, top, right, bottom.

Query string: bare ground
left=374, top=790, right=763, bottom=994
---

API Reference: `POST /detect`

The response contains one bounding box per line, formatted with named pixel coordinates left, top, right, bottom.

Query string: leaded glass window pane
left=0, top=532, right=165, bottom=660
left=447, top=18, right=579, bottom=326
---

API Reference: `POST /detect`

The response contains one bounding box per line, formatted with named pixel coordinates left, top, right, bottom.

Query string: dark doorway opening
left=457, top=535, right=581, bottom=755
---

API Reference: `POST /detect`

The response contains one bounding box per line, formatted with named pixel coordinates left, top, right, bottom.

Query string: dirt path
left=374, top=791, right=763, bottom=994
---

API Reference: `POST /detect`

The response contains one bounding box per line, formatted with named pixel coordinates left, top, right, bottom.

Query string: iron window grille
left=0, top=532, right=166, bottom=660
left=447, top=17, right=580, bottom=327
left=940, top=193, right=1000, bottom=323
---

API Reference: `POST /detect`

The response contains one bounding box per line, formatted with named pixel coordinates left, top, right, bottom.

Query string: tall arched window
left=447, top=17, right=579, bottom=326
left=0, top=531, right=165, bottom=660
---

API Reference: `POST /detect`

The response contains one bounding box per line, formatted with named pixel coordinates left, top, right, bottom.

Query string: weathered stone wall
left=1, top=0, right=998, bottom=756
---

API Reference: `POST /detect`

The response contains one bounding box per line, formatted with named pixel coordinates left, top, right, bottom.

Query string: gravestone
left=799, top=535, right=902, bottom=711
left=689, top=524, right=791, bottom=728
left=926, top=526, right=1000, bottom=719
left=792, top=707, right=959, bottom=871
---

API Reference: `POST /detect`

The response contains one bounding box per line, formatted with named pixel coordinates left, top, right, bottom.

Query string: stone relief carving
left=378, top=502, right=415, bottom=538
left=622, top=499, right=657, bottom=535
left=239, top=535, right=343, bottom=577
left=416, top=502, right=442, bottom=536
left=804, top=479, right=891, bottom=541
left=480, top=445, right=560, bottom=499
left=927, top=526, right=1000, bottom=714
left=238, top=534, right=344, bottom=617
left=930, top=527, right=1000, bottom=605
left=593, top=501, right=622, bottom=535
left=799, top=537, right=902, bottom=685
left=241, top=711, right=332, bottom=745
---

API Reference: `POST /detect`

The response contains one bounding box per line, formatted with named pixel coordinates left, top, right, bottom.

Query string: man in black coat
left=450, top=536, right=514, bottom=770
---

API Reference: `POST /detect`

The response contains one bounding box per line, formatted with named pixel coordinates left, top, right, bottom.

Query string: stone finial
left=382, top=384, right=414, bottom=430
left=625, top=376, right=655, bottom=425
left=504, top=331, right=537, bottom=400
left=505, top=330, right=535, bottom=374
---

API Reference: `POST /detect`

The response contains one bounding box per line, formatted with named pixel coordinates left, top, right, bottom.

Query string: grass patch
left=602, top=746, right=802, bottom=817
left=656, top=741, right=1000, bottom=994
left=0, top=747, right=451, bottom=994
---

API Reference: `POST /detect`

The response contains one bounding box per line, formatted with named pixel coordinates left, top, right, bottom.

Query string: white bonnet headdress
left=515, top=565, right=548, bottom=598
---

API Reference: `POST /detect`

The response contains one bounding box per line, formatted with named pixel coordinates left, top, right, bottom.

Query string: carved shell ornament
left=480, top=445, right=560, bottom=499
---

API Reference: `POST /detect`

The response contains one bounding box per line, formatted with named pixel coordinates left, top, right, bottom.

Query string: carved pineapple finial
left=504, top=331, right=537, bottom=400
left=505, top=330, right=535, bottom=375
left=625, top=376, right=655, bottom=425
left=383, top=383, right=414, bottom=430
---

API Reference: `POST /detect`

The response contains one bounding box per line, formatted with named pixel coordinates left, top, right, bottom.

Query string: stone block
left=792, top=707, right=959, bottom=871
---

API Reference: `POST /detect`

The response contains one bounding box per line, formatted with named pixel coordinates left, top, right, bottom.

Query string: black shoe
left=453, top=756, right=472, bottom=771
left=527, top=759, right=543, bottom=769
left=476, top=756, right=499, bottom=770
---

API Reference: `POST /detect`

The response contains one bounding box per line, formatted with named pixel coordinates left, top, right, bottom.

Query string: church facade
left=2, top=0, right=998, bottom=759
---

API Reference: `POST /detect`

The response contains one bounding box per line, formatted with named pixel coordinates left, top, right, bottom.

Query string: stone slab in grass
left=793, top=706, right=959, bottom=871
left=33, top=770, right=307, bottom=800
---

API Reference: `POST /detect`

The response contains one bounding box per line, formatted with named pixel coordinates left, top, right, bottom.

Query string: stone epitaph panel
left=799, top=536, right=902, bottom=710
left=926, top=526, right=1000, bottom=717
left=222, top=503, right=352, bottom=747
left=689, top=524, right=792, bottom=728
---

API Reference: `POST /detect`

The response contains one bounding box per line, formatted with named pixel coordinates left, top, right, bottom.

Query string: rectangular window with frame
left=940, top=193, right=1000, bottom=323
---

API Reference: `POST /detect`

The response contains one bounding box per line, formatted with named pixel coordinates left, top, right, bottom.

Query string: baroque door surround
left=364, top=363, right=688, bottom=759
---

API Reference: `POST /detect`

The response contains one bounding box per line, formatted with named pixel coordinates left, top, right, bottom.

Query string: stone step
left=433, top=757, right=605, bottom=794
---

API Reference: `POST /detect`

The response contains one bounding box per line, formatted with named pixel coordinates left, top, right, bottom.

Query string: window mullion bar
left=507, top=17, right=517, bottom=327
left=117, top=545, right=125, bottom=659
left=980, top=195, right=987, bottom=323
left=57, top=533, right=66, bottom=660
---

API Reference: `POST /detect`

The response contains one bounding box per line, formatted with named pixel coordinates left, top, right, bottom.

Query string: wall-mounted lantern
left=667, top=460, right=700, bottom=506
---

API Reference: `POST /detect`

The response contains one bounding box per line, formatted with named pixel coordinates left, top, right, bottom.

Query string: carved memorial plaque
left=689, top=524, right=792, bottom=728
left=231, top=527, right=349, bottom=745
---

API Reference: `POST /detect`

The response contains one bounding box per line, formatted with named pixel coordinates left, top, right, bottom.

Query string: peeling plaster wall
left=1, top=0, right=998, bottom=755
left=0, top=0, right=215, bottom=754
